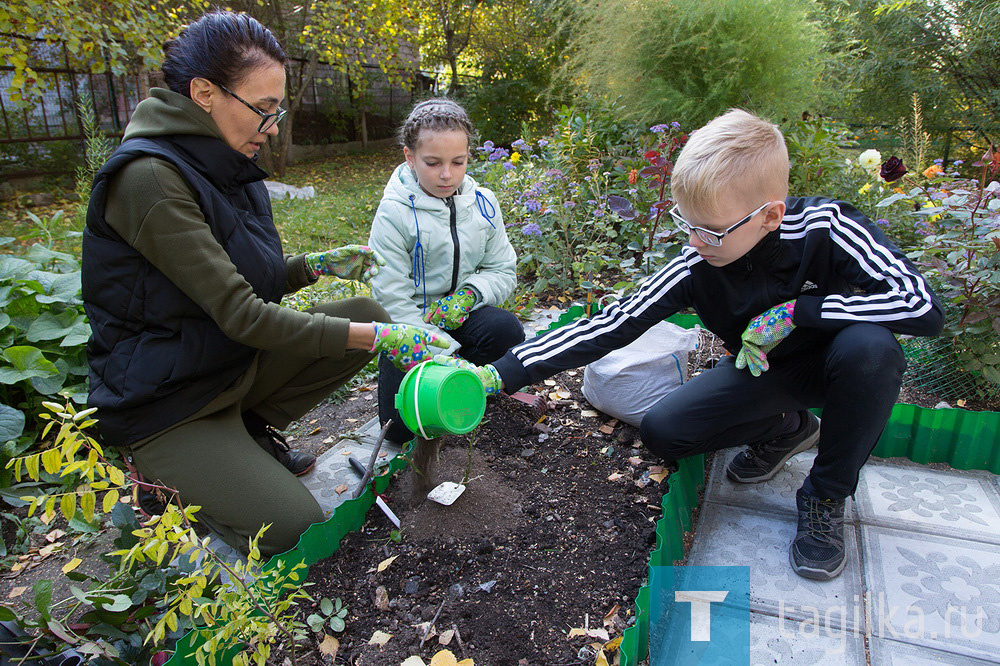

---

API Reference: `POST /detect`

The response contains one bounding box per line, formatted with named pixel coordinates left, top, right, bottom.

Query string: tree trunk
left=269, top=50, right=320, bottom=177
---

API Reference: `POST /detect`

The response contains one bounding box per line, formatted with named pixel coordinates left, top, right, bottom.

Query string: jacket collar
left=721, top=229, right=782, bottom=274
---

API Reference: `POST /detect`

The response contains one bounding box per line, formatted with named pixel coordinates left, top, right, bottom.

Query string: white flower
left=858, top=149, right=882, bottom=170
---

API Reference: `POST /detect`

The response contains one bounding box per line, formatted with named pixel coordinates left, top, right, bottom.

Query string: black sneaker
left=727, top=411, right=820, bottom=483
left=790, top=488, right=847, bottom=580
left=132, top=472, right=170, bottom=518
left=244, top=413, right=316, bottom=477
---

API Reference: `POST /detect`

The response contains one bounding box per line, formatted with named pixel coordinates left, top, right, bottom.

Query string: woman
left=82, top=11, right=443, bottom=556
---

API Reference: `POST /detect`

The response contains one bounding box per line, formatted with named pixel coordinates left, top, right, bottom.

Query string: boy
left=442, top=109, right=943, bottom=580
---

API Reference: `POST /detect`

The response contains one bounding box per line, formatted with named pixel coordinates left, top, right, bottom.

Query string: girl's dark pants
left=639, top=323, right=906, bottom=500
left=378, top=305, right=525, bottom=444
left=128, top=297, right=388, bottom=558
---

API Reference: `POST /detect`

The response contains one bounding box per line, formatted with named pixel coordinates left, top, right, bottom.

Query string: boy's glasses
left=215, top=82, right=286, bottom=133
left=669, top=201, right=776, bottom=247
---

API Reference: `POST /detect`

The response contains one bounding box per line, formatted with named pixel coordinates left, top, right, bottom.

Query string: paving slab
left=860, top=524, right=1000, bottom=661
left=686, top=502, right=863, bottom=632
left=855, top=461, right=1000, bottom=545
left=706, top=450, right=856, bottom=521
left=748, top=612, right=867, bottom=665
left=869, top=636, right=998, bottom=665
left=298, top=417, right=401, bottom=518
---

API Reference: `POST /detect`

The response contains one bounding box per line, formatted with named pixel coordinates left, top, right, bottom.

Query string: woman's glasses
left=215, top=82, right=286, bottom=133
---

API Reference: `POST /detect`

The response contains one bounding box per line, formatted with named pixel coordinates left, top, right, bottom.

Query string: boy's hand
left=735, top=300, right=796, bottom=377
left=371, top=323, right=449, bottom=372
left=423, top=288, right=478, bottom=330
left=305, top=245, right=386, bottom=282
left=432, top=356, right=503, bottom=395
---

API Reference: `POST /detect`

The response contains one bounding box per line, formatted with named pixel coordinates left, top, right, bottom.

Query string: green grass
left=272, top=147, right=401, bottom=254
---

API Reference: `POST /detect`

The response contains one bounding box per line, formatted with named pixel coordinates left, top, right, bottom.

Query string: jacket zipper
left=446, top=196, right=460, bottom=293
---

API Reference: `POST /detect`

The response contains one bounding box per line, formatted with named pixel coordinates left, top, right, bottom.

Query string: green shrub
left=0, top=234, right=89, bottom=480
left=561, top=0, right=828, bottom=129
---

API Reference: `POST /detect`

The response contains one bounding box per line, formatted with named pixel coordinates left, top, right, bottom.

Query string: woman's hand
left=423, top=288, right=478, bottom=330
left=432, top=356, right=503, bottom=395
left=305, top=245, right=386, bottom=282
left=371, top=323, right=449, bottom=372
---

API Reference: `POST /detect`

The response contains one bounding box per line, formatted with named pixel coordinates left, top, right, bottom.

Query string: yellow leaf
left=457, top=660, right=474, bottom=666
left=368, top=630, right=392, bottom=647
left=103, top=489, right=120, bottom=513
left=60, top=493, right=76, bottom=521
left=376, top=554, right=398, bottom=572
left=108, top=466, right=125, bottom=486
left=604, top=636, right=623, bottom=652
left=81, top=491, right=96, bottom=523
left=42, top=448, right=61, bottom=475
left=595, top=649, right=609, bottom=666
left=400, top=658, right=425, bottom=666
left=430, top=650, right=458, bottom=666
left=62, top=558, right=82, bottom=574
left=25, top=454, right=40, bottom=481
left=318, top=634, right=339, bottom=657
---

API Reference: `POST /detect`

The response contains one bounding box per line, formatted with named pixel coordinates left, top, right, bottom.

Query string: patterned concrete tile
left=869, top=636, right=998, bottom=665
left=856, top=463, right=1000, bottom=544
left=687, top=503, right=863, bottom=631
left=861, top=525, right=1000, bottom=661
left=749, top=612, right=866, bottom=665
left=301, top=418, right=400, bottom=517
left=707, top=451, right=855, bottom=520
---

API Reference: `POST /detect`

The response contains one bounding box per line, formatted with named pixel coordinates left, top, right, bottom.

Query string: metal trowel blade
left=427, top=481, right=466, bottom=506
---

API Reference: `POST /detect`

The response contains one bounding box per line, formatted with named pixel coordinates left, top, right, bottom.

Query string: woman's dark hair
left=161, top=11, right=287, bottom=97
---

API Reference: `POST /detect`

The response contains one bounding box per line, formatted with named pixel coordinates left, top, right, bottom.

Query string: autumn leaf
left=368, top=630, right=392, bottom=647
left=376, top=555, right=398, bottom=572
left=648, top=466, right=669, bottom=484
left=334, top=484, right=349, bottom=495
left=400, top=658, right=426, bottom=666
left=318, top=634, right=339, bottom=657
left=429, top=650, right=474, bottom=666
left=61, top=558, right=82, bottom=574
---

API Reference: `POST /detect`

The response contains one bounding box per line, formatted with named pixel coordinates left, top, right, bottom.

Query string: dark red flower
left=880, top=156, right=908, bottom=182
left=151, top=653, right=171, bottom=666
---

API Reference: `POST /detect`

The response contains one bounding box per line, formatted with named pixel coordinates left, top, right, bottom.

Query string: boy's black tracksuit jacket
left=493, top=196, right=944, bottom=391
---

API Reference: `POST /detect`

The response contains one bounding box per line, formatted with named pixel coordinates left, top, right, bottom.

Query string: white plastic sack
left=582, top=321, right=700, bottom=426
left=263, top=180, right=316, bottom=201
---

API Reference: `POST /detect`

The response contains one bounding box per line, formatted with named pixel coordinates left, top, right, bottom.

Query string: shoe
left=245, top=414, right=316, bottom=477
left=790, top=488, right=847, bottom=580
left=727, top=411, right=820, bottom=483
left=131, top=471, right=169, bottom=518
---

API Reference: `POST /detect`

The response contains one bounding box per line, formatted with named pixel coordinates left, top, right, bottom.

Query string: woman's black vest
left=82, top=135, right=285, bottom=446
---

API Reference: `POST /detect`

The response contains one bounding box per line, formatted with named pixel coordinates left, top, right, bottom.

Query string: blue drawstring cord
left=476, top=190, right=496, bottom=228
left=409, top=195, right=427, bottom=314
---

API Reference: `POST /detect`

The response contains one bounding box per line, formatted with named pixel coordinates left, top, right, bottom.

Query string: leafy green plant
left=74, top=92, right=114, bottom=227
left=306, top=597, right=348, bottom=634
left=0, top=236, right=89, bottom=484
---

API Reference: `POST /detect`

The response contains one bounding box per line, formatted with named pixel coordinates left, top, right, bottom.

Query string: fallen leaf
left=602, top=604, right=620, bottom=627
left=318, top=634, right=339, bottom=657
left=38, top=543, right=59, bottom=558
left=567, top=626, right=610, bottom=641
left=358, top=386, right=373, bottom=392
left=309, top=419, right=318, bottom=424
left=10, top=562, right=24, bottom=573
left=430, top=650, right=473, bottom=666
left=8, top=586, right=27, bottom=598
left=604, top=636, right=623, bottom=652
left=595, top=648, right=610, bottom=666
left=308, top=427, right=322, bottom=436
left=607, top=473, right=623, bottom=482
left=400, top=658, right=426, bottom=666
left=334, top=484, right=349, bottom=495
left=45, top=529, right=66, bottom=543
left=438, top=628, right=455, bottom=645
left=375, top=585, right=389, bottom=611
left=544, top=379, right=557, bottom=386
left=598, top=424, right=615, bottom=435
left=648, top=466, right=669, bottom=484
left=377, top=555, right=398, bottom=572
left=627, top=456, right=643, bottom=466
left=957, top=399, right=967, bottom=407
left=368, top=630, right=392, bottom=647
left=340, top=449, right=352, bottom=455
left=346, top=418, right=358, bottom=423
left=581, top=409, right=598, bottom=417
left=322, top=436, right=335, bottom=444
left=62, top=558, right=82, bottom=574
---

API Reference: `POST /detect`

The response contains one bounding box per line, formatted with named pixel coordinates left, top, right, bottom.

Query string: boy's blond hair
left=671, top=109, right=789, bottom=220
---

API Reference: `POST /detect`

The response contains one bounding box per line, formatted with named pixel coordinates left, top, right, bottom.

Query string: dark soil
left=302, top=370, right=661, bottom=666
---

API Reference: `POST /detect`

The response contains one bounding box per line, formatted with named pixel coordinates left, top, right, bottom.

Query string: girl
left=368, top=98, right=524, bottom=444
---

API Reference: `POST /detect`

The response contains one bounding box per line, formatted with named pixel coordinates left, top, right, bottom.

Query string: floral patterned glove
left=371, top=323, right=449, bottom=372
left=735, top=300, right=797, bottom=377
left=305, top=245, right=386, bottom=282
left=423, top=288, right=479, bottom=330
left=432, top=356, right=504, bottom=396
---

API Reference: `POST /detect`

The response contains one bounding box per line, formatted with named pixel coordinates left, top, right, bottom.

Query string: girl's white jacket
left=367, top=163, right=517, bottom=352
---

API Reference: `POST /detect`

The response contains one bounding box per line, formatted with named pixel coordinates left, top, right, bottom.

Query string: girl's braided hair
left=398, top=98, right=477, bottom=151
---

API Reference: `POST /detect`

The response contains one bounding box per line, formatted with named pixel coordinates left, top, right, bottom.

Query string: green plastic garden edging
left=163, top=305, right=998, bottom=665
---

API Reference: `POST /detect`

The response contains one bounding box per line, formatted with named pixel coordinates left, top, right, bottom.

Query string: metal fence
left=0, top=33, right=471, bottom=179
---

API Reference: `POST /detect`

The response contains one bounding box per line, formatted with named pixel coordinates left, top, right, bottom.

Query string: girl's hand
left=423, top=288, right=478, bottom=330
left=432, top=356, right=503, bottom=395
left=371, top=322, right=449, bottom=372
left=305, top=245, right=386, bottom=282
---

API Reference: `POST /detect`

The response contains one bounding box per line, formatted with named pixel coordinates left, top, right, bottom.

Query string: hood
left=123, top=88, right=225, bottom=142
left=382, top=163, right=484, bottom=212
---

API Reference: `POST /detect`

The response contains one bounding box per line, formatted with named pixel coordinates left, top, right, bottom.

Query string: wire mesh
left=900, top=334, right=1000, bottom=403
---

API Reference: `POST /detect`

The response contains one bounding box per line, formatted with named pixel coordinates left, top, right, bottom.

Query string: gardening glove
left=423, top=287, right=479, bottom=330
left=432, top=356, right=504, bottom=396
left=371, top=322, right=449, bottom=372
left=735, top=299, right=797, bottom=377
left=305, top=245, right=386, bottom=282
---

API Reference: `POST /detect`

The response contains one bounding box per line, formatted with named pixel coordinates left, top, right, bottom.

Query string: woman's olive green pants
left=129, top=297, right=388, bottom=557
